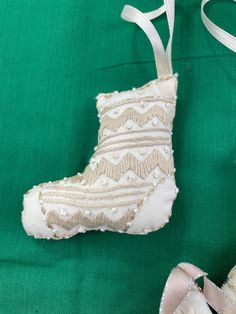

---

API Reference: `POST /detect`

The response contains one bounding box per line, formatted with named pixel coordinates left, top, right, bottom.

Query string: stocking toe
left=22, top=186, right=54, bottom=239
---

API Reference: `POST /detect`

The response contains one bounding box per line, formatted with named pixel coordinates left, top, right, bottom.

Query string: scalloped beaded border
left=96, top=73, right=178, bottom=102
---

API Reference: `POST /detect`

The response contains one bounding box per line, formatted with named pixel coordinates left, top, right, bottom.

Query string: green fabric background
left=0, top=0, right=235, bottom=313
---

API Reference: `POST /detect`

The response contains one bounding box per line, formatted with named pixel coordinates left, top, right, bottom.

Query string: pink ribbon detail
left=159, top=263, right=236, bottom=314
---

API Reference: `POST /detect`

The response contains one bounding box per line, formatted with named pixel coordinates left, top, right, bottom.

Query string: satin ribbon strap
left=160, top=263, right=207, bottom=314
left=159, top=263, right=236, bottom=314
left=144, top=5, right=166, bottom=20
left=203, top=277, right=236, bottom=314
left=201, top=0, right=236, bottom=52
left=121, top=0, right=175, bottom=79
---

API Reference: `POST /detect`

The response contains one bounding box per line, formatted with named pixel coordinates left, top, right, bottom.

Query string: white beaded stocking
left=22, top=1, right=179, bottom=240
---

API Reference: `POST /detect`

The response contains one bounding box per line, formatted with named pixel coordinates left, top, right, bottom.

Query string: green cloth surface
left=0, top=0, right=235, bottom=313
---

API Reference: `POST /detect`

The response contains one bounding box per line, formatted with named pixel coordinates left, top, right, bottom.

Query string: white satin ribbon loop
left=144, top=5, right=166, bottom=21
left=201, top=0, right=236, bottom=52
left=121, top=1, right=175, bottom=79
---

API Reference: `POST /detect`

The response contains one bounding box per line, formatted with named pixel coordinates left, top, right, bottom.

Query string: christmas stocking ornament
left=22, top=0, right=179, bottom=240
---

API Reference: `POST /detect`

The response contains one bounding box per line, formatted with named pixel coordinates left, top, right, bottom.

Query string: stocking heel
left=127, top=175, right=178, bottom=234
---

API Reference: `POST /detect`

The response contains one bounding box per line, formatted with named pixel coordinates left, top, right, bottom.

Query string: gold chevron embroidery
left=100, top=96, right=175, bottom=116
left=46, top=209, right=135, bottom=231
left=99, top=105, right=175, bottom=135
left=82, top=150, right=173, bottom=184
